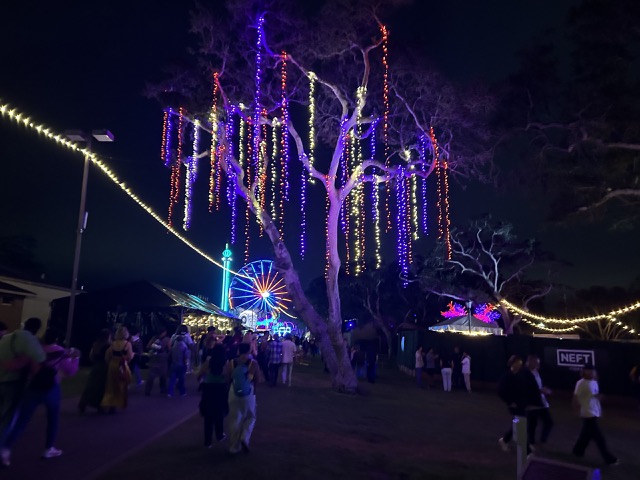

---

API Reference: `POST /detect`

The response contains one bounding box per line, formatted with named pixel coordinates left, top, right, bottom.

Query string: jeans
left=441, top=368, right=452, bottom=391
left=168, top=364, right=187, bottom=396
left=227, top=391, right=256, bottom=453
left=268, top=363, right=280, bottom=386
left=281, top=363, right=293, bottom=386
left=527, top=407, right=553, bottom=444
left=0, top=380, right=25, bottom=446
left=4, top=383, right=61, bottom=449
left=463, top=373, right=471, bottom=392
left=573, top=417, right=617, bottom=464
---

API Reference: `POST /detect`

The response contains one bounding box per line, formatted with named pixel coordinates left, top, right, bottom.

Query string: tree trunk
left=372, top=315, right=393, bottom=358
left=259, top=208, right=357, bottom=393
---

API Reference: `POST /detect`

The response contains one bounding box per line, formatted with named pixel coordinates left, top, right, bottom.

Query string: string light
left=300, top=72, right=317, bottom=259
left=270, top=118, right=279, bottom=225
left=381, top=24, right=391, bottom=233
left=343, top=131, right=351, bottom=275
left=253, top=16, right=265, bottom=183
left=225, top=109, right=238, bottom=244
left=501, top=299, right=640, bottom=325
left=404, top=175, right=413, bottom=266
left=161, top=109, right=168, bottom=163
left=183, top=119, right=200, bottom=231
left=0, top=103, right=254, bottom=279
left=258, top=113, right=268, bottom=236
left=209, top=73, right=219, bottom=212
left=280, top=51, right=290, bottom=202
left=368, top=118, right=382, bottom=269
left=395, top=167, right=409, bottom=282
left=411, top=174, right=419, bottom=241
left=441, top=153, right=452, bottom=260
left=520, top=317, right=580, bottom=333
left=419, top=135, right=428, bottom=234
left=164, top=108, right=173, bottom=167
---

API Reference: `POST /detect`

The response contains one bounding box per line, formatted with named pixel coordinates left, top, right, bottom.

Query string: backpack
left=232, top=359, right=253, bottom=397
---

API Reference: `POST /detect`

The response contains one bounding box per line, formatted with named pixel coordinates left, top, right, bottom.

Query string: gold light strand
left=344, top=132, right=352, bottom=275
left=270, top=118, right=279, bottom=225
left=411, top=175, right=419, bottom=241
left=520, top=317, right=580, bottom=333
left=381, top=24, right=392, bottom=233
left=441, top=156, right=452, bottom=260
left=238, top=117, right=246, bottom=168
left=308, top=72, right=316, bottom=170
left=244, top=119, right=252, bottom=263
left=160, top=110, right=168, bottom=161
left=405, top=176, right=413, bottom=266
left=501, top=299, right=640, bottom=325
left=373, top=181, right=382, bottom=269
left=0, top=103, right=254, bottom=279
left=259, top=110, right=268, bottom=236
left=430, top=127, right=444, bottom=240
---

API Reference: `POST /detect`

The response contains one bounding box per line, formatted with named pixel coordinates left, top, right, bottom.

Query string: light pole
left=64, top=129, right=114, bottom=347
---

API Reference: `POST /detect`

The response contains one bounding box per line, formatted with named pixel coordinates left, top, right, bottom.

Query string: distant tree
left=417, top=217, right=556, bottom=333
left=148, top=0, right=495, bottom=391
left=503, top=0, right=640, bottom=228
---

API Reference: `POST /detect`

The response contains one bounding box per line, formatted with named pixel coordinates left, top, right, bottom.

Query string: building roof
left=0, top=280, right=36, bottom=297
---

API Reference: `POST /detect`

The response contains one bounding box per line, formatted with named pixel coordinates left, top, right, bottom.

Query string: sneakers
left=42, top=447, right=63, bottom=459
left=498, top=438, right=510, bottom=452
left=1, top=448, right=10, bottom=467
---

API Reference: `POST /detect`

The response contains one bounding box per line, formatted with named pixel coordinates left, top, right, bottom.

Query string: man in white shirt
left=572, top=364, right=618, bottom=466
left=280, top=335, right=297, bottom=387
left=526, top=354, right=553, bottom=448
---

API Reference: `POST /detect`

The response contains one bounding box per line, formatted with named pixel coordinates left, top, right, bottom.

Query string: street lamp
left=64, top=129, right=114, bottom=347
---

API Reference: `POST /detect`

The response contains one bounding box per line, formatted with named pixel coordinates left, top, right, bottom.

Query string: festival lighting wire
left=369, top=118, right=382, bottom=269
left=419, top=135, right=428, bottom=235
left=224, top=109, right=238, bottom=244
left=300, top=71, right=317, bottom=259
left=163, top=108, right=173, bottom=167
left=270, top=118, right=279, bottom=223
left=253, top=16, right=265, bottom=185
left=501, top=299, right=640, bottom=326
left=0, top=103, right=252, bottom=280
left=209, top=73, right=220, bottom=212
left=183, top=119, right=200, bottom=230
left=381, top=24, right=391, bottom=233
left=161, top=109, right=169, bottom=164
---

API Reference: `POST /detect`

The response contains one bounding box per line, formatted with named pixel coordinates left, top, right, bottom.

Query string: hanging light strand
left=441, top=154, right=452, bottom=260
left=225, top=109, right=238, bottom=244
left=161, top=109, right=169, bottom=164
left=0, top=103, right=256, bottom=279
left=253, top=16, right=265, bottom=184
left=183, top=119, right=200, bottom=230
left=270, top=118, right=279, bottom=225
left=419, top=135, right=428, bottom=234
left=209, top=73, right=219, bottom=212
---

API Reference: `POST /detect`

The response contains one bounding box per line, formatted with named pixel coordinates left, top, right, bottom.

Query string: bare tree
left=418, top=217, right=554, bottom=333
left=148, top=0, right=495, bottom=391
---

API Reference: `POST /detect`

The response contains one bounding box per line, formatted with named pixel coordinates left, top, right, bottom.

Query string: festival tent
left=49, top=280, right=238, bottom=358
left=429, top=311, right=503, bottom=336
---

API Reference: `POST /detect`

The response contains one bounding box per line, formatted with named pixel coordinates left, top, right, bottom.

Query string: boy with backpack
left=224, top=343, right=258, bottom=454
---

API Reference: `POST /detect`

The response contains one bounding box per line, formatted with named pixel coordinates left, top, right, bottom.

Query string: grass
left=96, top=360, right=640, bottom=480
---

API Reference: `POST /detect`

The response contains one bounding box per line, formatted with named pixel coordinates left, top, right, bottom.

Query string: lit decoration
left=209, top=73, right=220, bottom=212
left=343, top=131, right=352, bottom=275
left=244, top=201, right=251, bottom=263
left=253, top=16, right=265, bottom=180
left=161, top=109, right=169, bottom=164
left=404, top=175, right=412, bottom=266
left=280, top=51, right=290, bottom=204
left=229, top=260, right=293, bottom=323
left=441, top=150, right=452, bottom=259
left=325, top=188, right=330, bottom=275
left=432, top=302, right=503, bottom=335
left=163, top=108, right=173, bottom=167
left=419, top=135, right=428, bottom=234
left=441, top=302, right=467, bottom=319
left=411, top=175, right=419, bottom=241
left=380, top=24, right=391, bottom=233
left=520, top=317, right=579, bottom=333
left=220, top=243, right=233, bottom=312
left=259, top=109, right=268, bottom=230
left=301, top=72, right=317, bottom=259
left=183, top=119, right=200, bottom=230
left=473, top=303, right=501, bottom=324
left=168, top=107, right=185, bottom=227
left=238, top=116, right=246, bottom=168
left=270, top=118, right=279, bottom=224
left=369, top=118, right=382, bottom=269
left=429, top=126, right=452, bottom=259
left=0, top=103, right=253, bottom=280
left=224, top=109, right=238, bottom=244
left=395, top=168, right=409, bottom=281
left=500, top=299, right=640, bottom=325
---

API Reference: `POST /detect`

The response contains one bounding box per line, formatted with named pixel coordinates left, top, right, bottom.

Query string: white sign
left=556, top=349, right=595, bottom=367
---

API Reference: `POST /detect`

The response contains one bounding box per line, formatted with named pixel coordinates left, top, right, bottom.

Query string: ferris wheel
left=228, top=259, right=293, bottom=323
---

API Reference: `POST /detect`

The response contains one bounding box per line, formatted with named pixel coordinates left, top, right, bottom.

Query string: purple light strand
left=253, top=16, right=265, bottom=185
left=339, top=119, right=348, bottom=233
left=369, top=119, right=379, bottom=221
left=225, top=108, right=238, bottom=244
left=164, top=108, right=173, bottom=166
left=281, top=52, right=290, bottom=202
left=396, top=168, right=409, bottom=282
left=420, top=135, right=428, bottom=234
left=183, top=122, right=200, bottom=230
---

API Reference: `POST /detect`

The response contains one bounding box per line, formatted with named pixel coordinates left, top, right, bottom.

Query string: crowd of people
left=414, top=345, right=471, bottom=392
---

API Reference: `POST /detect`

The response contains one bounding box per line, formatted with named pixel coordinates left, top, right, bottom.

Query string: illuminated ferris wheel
left=229, top=260, right=293, bottom=323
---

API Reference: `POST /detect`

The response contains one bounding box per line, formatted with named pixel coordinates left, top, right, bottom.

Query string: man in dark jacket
left=497, top=355, right=542, bottom=453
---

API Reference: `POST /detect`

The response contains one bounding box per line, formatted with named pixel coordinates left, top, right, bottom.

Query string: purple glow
left=370, top=118, right=379, bottom=221
left=225, top=108, right=238, bottom=244
left=280, top=52, right=290, bottom=202
left=395, top=169, right=409, bottom=282
left=300, top=162, right=307, bottom=259
left=340, top=120, right=348, bottom=233
left=183, top=122, right=199, bottom=231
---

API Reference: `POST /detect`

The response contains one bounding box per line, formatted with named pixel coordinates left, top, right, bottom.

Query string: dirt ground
left=96, top=360, right=639, bottom=480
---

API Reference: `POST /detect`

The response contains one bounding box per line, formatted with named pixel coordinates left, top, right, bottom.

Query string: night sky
left=1, top=0, right=638, bottom=303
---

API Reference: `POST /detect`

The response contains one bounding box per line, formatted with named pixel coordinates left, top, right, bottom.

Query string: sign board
left=556, top=349, right=595, bottom=368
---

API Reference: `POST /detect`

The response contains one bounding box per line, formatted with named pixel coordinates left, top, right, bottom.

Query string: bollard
left=513, top=415, right=528, bottom=479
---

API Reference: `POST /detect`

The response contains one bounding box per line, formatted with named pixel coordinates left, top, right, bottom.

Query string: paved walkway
left=2, top=376, right=200, bottom=480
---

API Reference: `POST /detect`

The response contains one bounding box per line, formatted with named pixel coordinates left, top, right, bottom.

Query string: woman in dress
left=100, top=327, right=133, bottom=413
left=78, top=329, right=111, bottom=414
left=198, top=344, right=229, bottom=447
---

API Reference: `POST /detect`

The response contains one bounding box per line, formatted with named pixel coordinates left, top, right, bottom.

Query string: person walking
left=461, top=351, right=472, bottom=393
left=1, top=329, right=79, bottom=465
left=440, top=351, right=453, bottom=392
left=198, top=344, right=229, bottom=447
left=78, top=329, right=111, bottom=414
left=0, top=317, right=46, bottom=456
left=415, top=346, right=425, bottom=388
left=145, top=328, right=171, bottom=396
left=425, top=348, right=438, bottom=389
left=224, top=343, right=259, bottom=454
left=281, top=334, right=296, bottom=386
left=572, top=363, right=618, bottom=466
left=526, top=354, right=553, bottom=449
left=101, top=327, right=133, bottom=413
left=266, top=334, right=282, bottom=387
left=128, top=327, right=144, bottom=387
left=167, top=331, right=189, bottom=397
